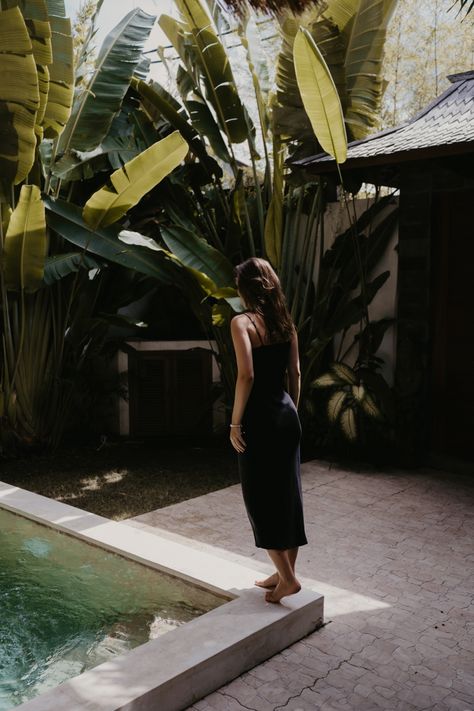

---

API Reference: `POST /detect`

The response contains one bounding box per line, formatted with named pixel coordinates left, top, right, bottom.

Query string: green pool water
left=0, top=507, right=224, bottom=710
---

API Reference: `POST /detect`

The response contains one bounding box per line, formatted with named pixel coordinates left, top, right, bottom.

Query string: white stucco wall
left=296, top=196, right=399, bottom=386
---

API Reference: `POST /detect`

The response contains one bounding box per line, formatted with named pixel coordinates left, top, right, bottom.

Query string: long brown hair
left=234, top=258, right=294, bottom=343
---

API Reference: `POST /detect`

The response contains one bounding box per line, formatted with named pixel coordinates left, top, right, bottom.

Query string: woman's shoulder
left=231, top=312, right=250, bottom=333
left=231, top=312, right=249, bottom=324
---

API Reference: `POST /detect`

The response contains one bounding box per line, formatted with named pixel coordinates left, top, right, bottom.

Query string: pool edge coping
left=0, top=481, right=324, bottom=711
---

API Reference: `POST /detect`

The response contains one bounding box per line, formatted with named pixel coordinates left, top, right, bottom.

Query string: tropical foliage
left=0, top=1, right=191, bottom=452
left=129, top=0, right=399, bottom=442
left=0, top=0, right=400, bottom=453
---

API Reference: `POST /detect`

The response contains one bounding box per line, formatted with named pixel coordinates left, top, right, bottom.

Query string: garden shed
left=295, top=70, right=474, bottom=465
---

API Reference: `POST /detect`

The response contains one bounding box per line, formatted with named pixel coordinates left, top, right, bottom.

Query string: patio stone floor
left=129, top=460, right=474, bottom=711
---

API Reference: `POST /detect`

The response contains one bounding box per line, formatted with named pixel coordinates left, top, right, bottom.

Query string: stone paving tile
left=130, top=461, right=474, bottom=711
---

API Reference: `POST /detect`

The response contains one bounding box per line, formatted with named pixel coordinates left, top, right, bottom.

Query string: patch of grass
left=0, top=440, right=239, bottom=521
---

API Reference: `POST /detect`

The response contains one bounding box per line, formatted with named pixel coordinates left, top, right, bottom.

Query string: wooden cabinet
left=127, top=348, right=213, bottom=436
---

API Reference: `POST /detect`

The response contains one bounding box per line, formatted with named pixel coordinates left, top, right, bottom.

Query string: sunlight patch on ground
left=126, top=523, right=391, bottom=618
left=80, top=471, right=127, bottom=492
left=57, top=492, right=81, bottom=502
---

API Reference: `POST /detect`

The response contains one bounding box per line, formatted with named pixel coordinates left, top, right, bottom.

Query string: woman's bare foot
left=255, top=572, right=279, bottom=589
left=264, top=578, right=301, bottom=603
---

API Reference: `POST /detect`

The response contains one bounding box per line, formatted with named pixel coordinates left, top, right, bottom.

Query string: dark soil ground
left=0, top=438, right=239, bottom=521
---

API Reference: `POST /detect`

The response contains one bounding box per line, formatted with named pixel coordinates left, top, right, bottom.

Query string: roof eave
left=296, top=142, right=474, bottom=175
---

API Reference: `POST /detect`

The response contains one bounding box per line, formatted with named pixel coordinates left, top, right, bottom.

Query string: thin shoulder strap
left=245, top=312, right=265, bottom=346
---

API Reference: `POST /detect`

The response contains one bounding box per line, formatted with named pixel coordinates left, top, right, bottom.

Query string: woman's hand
left=230, top=425, right=246, bottom=453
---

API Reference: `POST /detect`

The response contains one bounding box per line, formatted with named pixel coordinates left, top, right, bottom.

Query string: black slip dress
left=237, top=313, right=308, bottom=550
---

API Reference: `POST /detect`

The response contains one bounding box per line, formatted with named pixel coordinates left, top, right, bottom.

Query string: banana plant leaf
left=0, top=6, right=40, bottom=187
left=43, top=252, right=100, bottom=284
left=308, top=16, right=347, bottom=114
left=273, top=13, right=348, bottom=142
left=171, top=0, right=249, bottom=144
left=324, top=0, right=359, bottom=38
left=58, top=8, right=155, bottom=152
left=132, top=78, right=222, bottom=172
left=184, top=98, right=232, bottom=163
left=354, top=317, right=394, bottom=359
left=45, top=197, right=181, bottom=285
left=41, top=12, right=74, bottom=138
left=52, top=94, right=151, bottom=181
left=264, top=132, right=283, bottom=269
left=158, top=13, right=190, bottom=65
left=1, top=206, right=12, bottom=236
left=45, top=0, right=66, bottom=15
left=343, top=0, right=397, bottom=139
left=294, top=27, right=347, bottom=163
left=82, top=131, right=188, bottom=230
left=160, top=225, right=235, bottom=288
left=273, top=17, right=314, bottom=141
left=5, top=0, right=53, bottom=128
left=3, top=185, right=47, bottom=292
left=319, top=197, right=397, bottom=294
left=324, top=270, right=390, bottom=335
left=210, top=286, right=243, bottom=313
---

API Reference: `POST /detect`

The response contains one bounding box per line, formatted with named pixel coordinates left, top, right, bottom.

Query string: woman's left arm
left=230, top=316, right=254, bottom=453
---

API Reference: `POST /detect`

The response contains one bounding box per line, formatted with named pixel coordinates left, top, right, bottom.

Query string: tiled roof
left=296, top=71, right=474, bottom=169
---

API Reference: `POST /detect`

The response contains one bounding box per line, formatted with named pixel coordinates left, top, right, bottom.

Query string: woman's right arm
left=287, top=328, right=301, bottom=408
left=229, top=315, right=254, bottom=452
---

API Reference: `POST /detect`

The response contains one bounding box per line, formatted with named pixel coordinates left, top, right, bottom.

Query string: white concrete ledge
left=0, top=481, right=324, bottom=711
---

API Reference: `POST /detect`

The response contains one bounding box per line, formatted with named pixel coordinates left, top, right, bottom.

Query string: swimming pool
left=0, top=507, right=223, bottom=710
left=0, top=482, right=324, bottom=711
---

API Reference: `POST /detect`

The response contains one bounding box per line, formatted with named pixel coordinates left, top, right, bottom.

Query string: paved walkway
left=131, top=460, right=474, bottom=711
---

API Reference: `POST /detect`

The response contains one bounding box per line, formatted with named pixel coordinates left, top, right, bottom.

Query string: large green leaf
left=52, top=92, right=152, bottom=181
left=0, top=6, right=40, bottom=187
left=43, top=252, right=99, bottom=284
left=41, top=11, right=74, bottom=138
left=160, top=225, right=234, bottom=288
left=294, top=27, right=347, bottom=163
left=131, top=78, right=219, bottom=169
left=5, top=0, right=53, bottom=129
left=324, top=0, right=359, bottom=39
left=273, top=16, right=315, bottom=142
left=325, top=271, right=390, bottom=334
left=167, top=0, right=249, bottom=144
left=59, top=8, right=155, bottom=152
left=344, top=0, right=397, bottom=139
left=184, top=98, right=232, bottom=163
left=264, top=132, right=283, bottom=269
left=45, top=198, right=180, bottom=285
left=275, top=2, right=396, bottom=149
left=83, top=131, right=188, bottom=230
left=45, top=0, right=66, bottom=16
left=3, top=185, right=47, bottom=292
left=273, top=11, right=348, bottom=144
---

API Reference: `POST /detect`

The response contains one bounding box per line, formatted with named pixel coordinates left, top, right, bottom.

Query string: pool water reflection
left=0, top=508, right=224, bottom=710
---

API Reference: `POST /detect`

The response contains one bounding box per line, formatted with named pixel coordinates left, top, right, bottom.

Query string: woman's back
left=251, top=341, right=291, bottom=395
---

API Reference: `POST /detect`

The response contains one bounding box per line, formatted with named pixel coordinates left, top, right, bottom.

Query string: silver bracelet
left=229, top=424, right=241, bottom=428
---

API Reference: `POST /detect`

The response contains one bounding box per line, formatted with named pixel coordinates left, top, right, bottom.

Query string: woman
left=230, top=257, right=307, bottom=603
